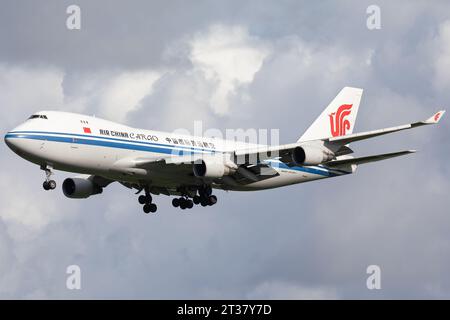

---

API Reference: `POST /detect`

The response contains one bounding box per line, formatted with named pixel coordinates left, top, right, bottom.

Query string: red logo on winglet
left=434, top=112, right=441, bottom=122
left=329, top=104, right=353, bottom=137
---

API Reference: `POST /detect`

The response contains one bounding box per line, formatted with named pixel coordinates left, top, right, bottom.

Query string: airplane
left=4, top=87, right=445, bottom=214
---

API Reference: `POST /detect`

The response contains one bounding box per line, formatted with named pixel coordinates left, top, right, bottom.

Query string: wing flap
left=221, top=162, right=279, bottom=186
left=234, top=142, right=298, bottom=159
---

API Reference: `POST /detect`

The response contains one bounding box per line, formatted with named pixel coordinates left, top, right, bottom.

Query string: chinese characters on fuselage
left=99, top=129, right=215, bottom=149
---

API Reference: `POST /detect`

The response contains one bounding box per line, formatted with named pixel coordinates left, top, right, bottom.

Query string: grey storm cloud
left=0, top=0, right=450, bottom=299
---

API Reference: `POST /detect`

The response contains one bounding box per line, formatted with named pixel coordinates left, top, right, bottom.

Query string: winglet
left=424, top=110, right=446, bottom=124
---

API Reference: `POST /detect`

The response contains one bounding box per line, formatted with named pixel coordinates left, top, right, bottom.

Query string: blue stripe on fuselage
left=8, top=130, right=214, bottom=153
left=5, top=132, right=206, bottom=156
left=264, top=160, right=345, bottom=177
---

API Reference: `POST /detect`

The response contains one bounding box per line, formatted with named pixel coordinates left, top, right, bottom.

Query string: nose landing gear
left=41, top=165, right=56, bottom=191
left=43, top=180, right=57, bottom=191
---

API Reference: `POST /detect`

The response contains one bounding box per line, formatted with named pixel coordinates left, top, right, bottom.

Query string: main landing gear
left=138, top=188, right=157, bottom=214
left=197, top=185, right=218, bottom=207
left=196, top=194, right=217, bottom=207
left=41, top=165, right=56, bottom=191
left=172, top=197, right=194, bottom=210
left=171, top=186, right=218, bottom=210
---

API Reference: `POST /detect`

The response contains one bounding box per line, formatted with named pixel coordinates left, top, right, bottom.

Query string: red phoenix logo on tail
left=329, top=104, right=353, bottom=137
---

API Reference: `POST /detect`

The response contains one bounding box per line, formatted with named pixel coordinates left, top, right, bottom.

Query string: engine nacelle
left=193, top=158, right=235, bottom=179
left=62, top=177, right=103, bottom=199
left=291, top=145, right=334, bottom=166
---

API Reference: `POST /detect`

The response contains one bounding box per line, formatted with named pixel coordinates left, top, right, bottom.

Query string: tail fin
left=298, top=87, right=363, bottom=142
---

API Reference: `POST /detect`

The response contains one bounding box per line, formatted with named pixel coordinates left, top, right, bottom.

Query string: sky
left=0, top=0, right=449, bottom=299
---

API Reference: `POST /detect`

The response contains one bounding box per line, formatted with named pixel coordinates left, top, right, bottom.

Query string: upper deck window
left=28, top=114, right=48, bottom=120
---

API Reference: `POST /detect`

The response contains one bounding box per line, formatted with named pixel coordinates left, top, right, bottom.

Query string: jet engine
left=193, top=157, right=236, bottom=179
left=62, top=177, right=103, bottom=199
left=291, top=145, right=334, bottom=166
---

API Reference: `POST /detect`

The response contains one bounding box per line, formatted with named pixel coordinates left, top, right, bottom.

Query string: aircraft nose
left=4, top=131, right=23, bottom=153
left=4, top=132, right=16, bottom=150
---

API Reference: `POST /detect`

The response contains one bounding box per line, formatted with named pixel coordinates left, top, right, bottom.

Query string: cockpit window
left=28, top=115, right=48, bottom=120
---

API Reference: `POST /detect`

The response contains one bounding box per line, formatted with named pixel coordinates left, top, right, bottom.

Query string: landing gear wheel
left=186, top=200, right=194, bottom=209
left=208, top=195, right=217, bottom=206
left=143, top=204, right=151, bottom=214
left=138, top=195, right=147, bottom=205
left=48, top=180, right=57, bottom=190
left=41, top=165, right=56, bottom=191
left=193, top=196, right=200, bottom=205
left=180, top=200, right=187, bottom=210
left=200, top=198, right=208, bottom=207
left=172, top=198, right=180, bottom=207
left=149, top=203, right=157, bottom=213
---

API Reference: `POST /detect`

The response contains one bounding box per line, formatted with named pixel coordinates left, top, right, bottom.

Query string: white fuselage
left=4, top=111, right=349, bottom=192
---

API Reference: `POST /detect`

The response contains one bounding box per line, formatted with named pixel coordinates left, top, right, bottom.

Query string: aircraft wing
left=324, top=150, right=416, bottom=167
left=233, top=142, right=354, bottom=168
left=325, top=110, right=445, bottom=146
left=113, top=152, right=280, bottom=186
left=232, top=111, right=444, bottom=163
left=91, top=175, right=115, bottom=187
left=226, top=162, right=279, bottom=184
left=234, top=142, right=301, bottom=163
left=111, top=154, right=203, bottom=174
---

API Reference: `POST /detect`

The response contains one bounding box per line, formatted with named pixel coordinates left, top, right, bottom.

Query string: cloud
left=97, top=70, right=162, bottom=123
left=189, top=25, right=271, bottom=115
left=128, top=24, right=271, bottom=130
left=0, top=174, right=61, bottom=241
left=432, top=20, right=450, bottom=92
left=0, top=64, right=64, bottom=127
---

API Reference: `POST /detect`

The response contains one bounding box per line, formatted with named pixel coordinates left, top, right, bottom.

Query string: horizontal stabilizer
left=325, top=150, right=416, bottom=167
